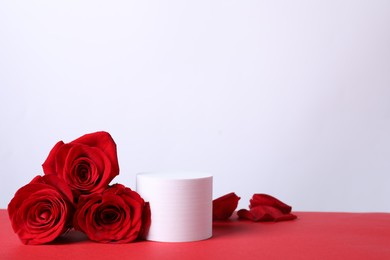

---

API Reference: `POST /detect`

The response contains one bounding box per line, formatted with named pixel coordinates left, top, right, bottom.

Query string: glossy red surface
left=1, top=210, right=390, bottom=260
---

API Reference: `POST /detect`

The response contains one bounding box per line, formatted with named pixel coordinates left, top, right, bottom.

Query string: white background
left=1, top=1, right=389, bottom=212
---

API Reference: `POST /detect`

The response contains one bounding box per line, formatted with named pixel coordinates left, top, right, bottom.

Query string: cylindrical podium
left=136, top=172, right=213, bottom=242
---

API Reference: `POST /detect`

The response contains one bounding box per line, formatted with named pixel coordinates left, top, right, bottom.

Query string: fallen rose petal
left=250, top=194, right=292, bottom=214
left=238, top=194, right=297, bottom=222
left=252, top=205, right=284, bottom=221
left=274, top=213, right=297, bottom=221
left=237, top=207, right=275, bottom=221
left=213, top=192, right=240, bottom=220
left=238, top=206, right=297, bottom=222
left=237, top=209, right=254, bottom=221
left=252, top=206, right=276, bottom=221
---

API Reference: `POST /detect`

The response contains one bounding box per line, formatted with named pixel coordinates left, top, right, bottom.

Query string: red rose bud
left=213, top=192, right=240, bottom=220
left=7, top=175, right=74, bottom=245
left=238, top=194, right=297, bottom=222
left=42, top=131, right=120, bottom=199
left=73, top=184, right=151, bottom=243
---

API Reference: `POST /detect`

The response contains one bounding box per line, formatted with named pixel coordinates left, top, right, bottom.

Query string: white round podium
left=136, top=172, right=213, bottom=242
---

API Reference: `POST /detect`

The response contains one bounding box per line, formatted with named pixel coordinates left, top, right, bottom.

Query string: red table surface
left=1, top=209, right=390, bottom=260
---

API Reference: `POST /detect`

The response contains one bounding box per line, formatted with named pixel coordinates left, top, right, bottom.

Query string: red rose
left=213, top=192, right=240, bottom=220
left=73, top=184, right=151, bottom=243
left=237, top=194, right=297, bottom=222
left=42, top=131, right=119, bottom=198
left=7, top=175, right=74, bottom=245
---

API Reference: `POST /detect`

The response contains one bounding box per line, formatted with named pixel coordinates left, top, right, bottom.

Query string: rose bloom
left=8, top=175, right=74, bottom=245
left=42, top=131, right=120, bottom=199
left=212, top=192, right=240, bottom=220
left=73, top=184, right=151, bottom=243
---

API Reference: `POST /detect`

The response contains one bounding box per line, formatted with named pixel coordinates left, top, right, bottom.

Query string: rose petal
left=238, top=194, right=297, bottom=222
left=237, top=206, right=280, bottom=221
left=33, top=174, right=74, bottom=204
left=139, top=202, right=151, bottom=239
left=237, top=209, right=254, bottom=221
left=251, top=205, right=283, bottom=221
left=250, top=194, right=293, bottom=214
left=213, top=192, right=240, bottom=220
left=42, top=141, right=65, bottom=175
left=275, top=213, right=297, bottom=221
